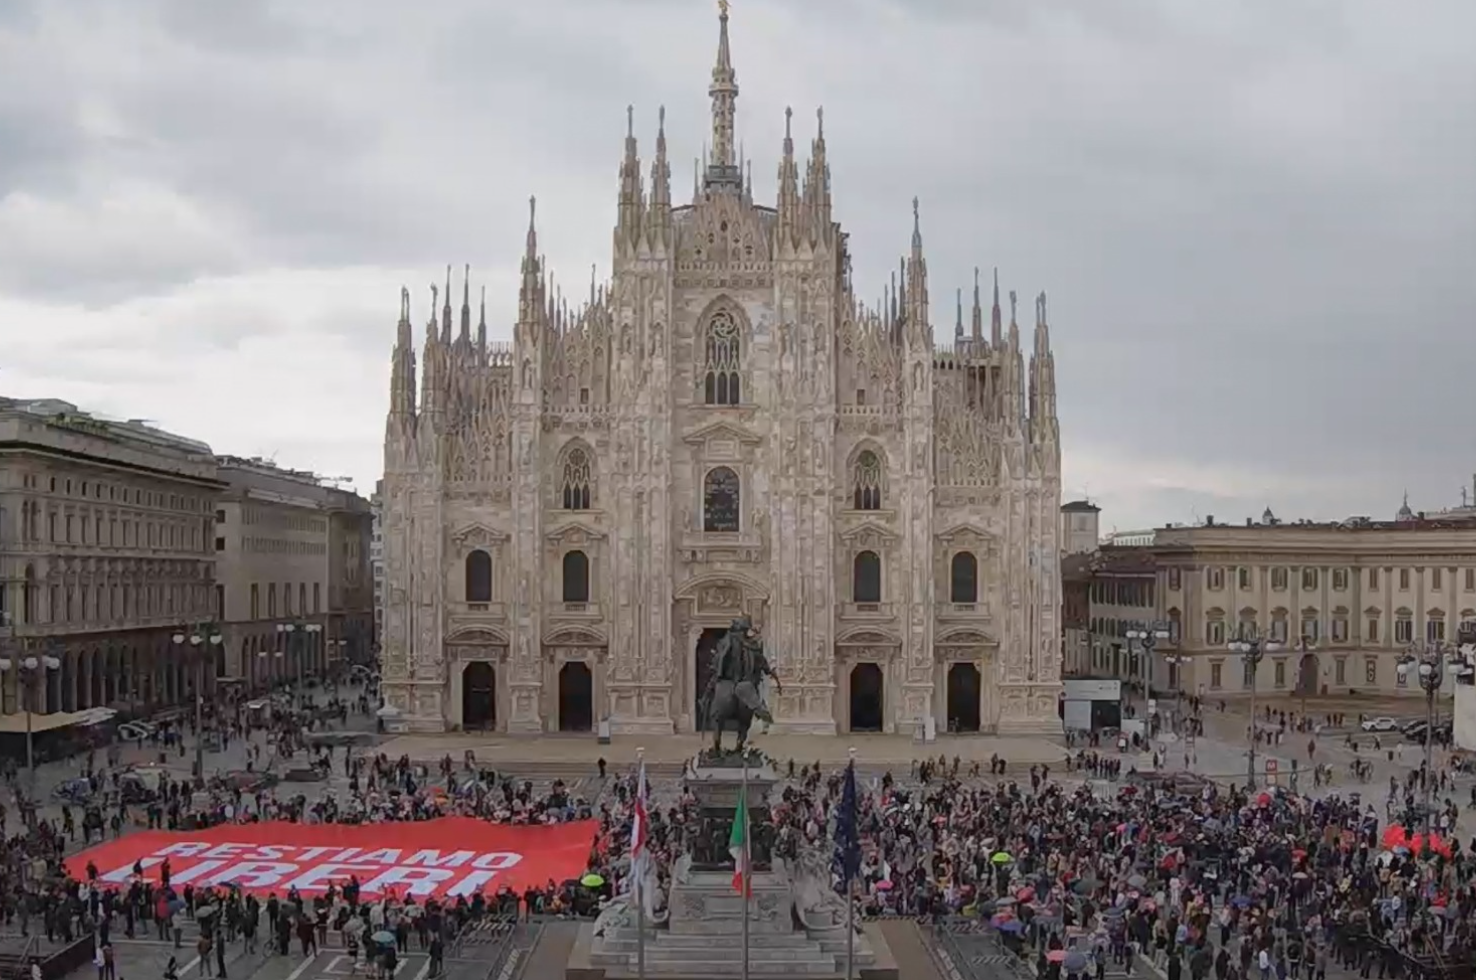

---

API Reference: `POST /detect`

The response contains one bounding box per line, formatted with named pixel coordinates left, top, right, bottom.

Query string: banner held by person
left=67, top=817, right=599, bottom=899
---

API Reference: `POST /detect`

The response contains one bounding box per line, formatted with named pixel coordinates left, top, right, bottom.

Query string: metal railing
left=925, top=917, right=1035, bottom=980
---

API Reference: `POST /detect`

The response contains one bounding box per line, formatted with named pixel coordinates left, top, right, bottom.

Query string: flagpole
left=741, top=757, right=750, bottom=980
left=635, top=746, right=646, bottom=980
left=845, top=746, right=856, bottom=980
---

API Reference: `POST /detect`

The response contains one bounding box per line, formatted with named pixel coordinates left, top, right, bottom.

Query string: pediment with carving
left=449, top=523, right=510, bottom=550
left=936, top=522, right=996, bottom=546
left=545, top=520, right=607, bottom=547
left=681, top=421, right=762, bottom=461
left=838, top=520, right=899, bottom=549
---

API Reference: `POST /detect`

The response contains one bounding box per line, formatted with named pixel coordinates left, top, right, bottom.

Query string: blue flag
left=834, top=759, right=861, bottom=885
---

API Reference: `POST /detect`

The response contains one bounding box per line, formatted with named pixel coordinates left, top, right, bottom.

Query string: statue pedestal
left=569, top=758, right=898, bottom=979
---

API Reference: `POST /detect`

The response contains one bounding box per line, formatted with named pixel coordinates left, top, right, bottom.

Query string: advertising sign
left=1062, top=679, right=1122, bottom=701
left=69, top=817, right=599, bottom=899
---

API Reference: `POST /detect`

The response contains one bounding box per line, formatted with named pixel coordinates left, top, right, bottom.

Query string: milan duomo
left=379, top=5, right=1063, bottom=737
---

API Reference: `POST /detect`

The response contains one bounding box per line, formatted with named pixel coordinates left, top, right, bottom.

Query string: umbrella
left=1072, top=878, right=1101, bottom=895
left=991, top=852, right=1014, bottom=865
left=1047, top=950, right=1068, bottom=963
left=580, top=873, right=605, bottom=888
left=1127, top=874, right=1147, bottom=889
left=1064, top=951, right=1089, bottom=973
left=994, top=896, right=1017, bottom=907
left=372, top=931, right=395, bottom=945
left=997, top=920, right=1025, bottom=934
left=990, top=913, right=1015, bottom=927
left=875, top=880, right=894, bottom=892
left=1231, top=895, right=1253, bottom=908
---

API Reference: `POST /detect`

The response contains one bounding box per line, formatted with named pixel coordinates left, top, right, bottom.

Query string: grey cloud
left=2, top=0, right=1474, bottom=529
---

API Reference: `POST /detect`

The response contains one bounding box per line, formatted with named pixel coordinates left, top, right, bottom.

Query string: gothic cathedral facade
left=379, top=7, right=1064, bottom=737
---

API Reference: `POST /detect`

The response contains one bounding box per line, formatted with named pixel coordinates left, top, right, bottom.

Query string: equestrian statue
left=699, top=616, right=783, bottom=754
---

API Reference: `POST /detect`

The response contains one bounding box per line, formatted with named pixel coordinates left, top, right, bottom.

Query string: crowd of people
left=7, top=673, right=1476, bottom=980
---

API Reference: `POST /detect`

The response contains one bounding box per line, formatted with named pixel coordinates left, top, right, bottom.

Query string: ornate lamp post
left=1127, top=624, right=1170, bottom=727
left=1228, top=628, right=1282, bottom=789
left=1396, top=637, right=1463, bottom=837
left=172, top=622, right=222, bottom=780
left=0, top=614, right=62, bottom=802
left=276, top=621, right=323, bottom=705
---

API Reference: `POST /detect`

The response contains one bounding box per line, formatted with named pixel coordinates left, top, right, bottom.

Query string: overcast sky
left=2, top=0, right=1472, bottom=532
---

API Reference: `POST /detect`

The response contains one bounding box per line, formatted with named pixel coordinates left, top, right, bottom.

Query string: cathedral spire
left=776, top=106, right=800, bottom=250
left=647, top=105, right=671, bottom=234
left=804, top=106, right=832, bottom=242
left=905, top=198, right=929, bottom=345
left=459, top=264, right=471, bottom=342
left=517, top=196, right=545, bottom=334
left=476, top=284, right=487, bottom=352
left=704, top=0, right=741, bottom=187
left=440, top=264, right=453, bottom=343
left=971, top=266, right=984, bottom=344
left=616, top=105, right=644, bottom=252
left=389, top=286, right=417, bottom=420
left=990, top=266, right=1003, bottom=348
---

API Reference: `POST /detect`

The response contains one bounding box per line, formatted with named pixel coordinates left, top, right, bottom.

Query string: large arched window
left=703, top=467, right=741, bottom=532
left=562, top=550, right=590, bottom=603
left=853, top=551, right=882, bottom=603
left=561, top=447, right=592, bottom=510
left=702, top=310, right=742, bottom=406
left=950, top=551, right=978, bottom=603
left=852, top=450, right=883, bottom=510
left=464, top=550, right=493, bottom=602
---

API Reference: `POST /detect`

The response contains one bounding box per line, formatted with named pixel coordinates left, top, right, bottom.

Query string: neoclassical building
left=379, top=6, right=1063, bottom=736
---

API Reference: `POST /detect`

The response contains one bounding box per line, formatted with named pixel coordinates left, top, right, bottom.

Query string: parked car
left=1362, top=716, right=1401, bottom=732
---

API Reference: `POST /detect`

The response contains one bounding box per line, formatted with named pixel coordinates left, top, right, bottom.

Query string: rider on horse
left=702, top=616, right=782, bottom=751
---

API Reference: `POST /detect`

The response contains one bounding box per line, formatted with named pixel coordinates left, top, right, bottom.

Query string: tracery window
left=703, top=467, right=741, bottom=533
left=702, top=311, right=742, bottom=406
left=852, top=450, right=883, bottom=510
left=561, top=447, right=592, bottom=510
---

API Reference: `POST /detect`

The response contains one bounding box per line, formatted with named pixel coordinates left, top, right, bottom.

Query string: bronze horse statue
left=700, top=617, right=782, bottom=754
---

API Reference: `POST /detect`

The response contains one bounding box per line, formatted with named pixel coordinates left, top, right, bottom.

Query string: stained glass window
left=853, top=551, right=882, bottom=603
left=950, top=551, right=978, bottom=603
left=853, top=450, right=882, bottom=510
left=562, top=447, right=591, bottom=510
left=702, top=311, right=742, bottom=405
left=703, top=467, right=741, bottom=532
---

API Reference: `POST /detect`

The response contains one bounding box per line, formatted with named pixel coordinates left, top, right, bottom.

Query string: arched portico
left=933, top=629, right=998, bottom=734
left=446, top=627, right=510, bottom=731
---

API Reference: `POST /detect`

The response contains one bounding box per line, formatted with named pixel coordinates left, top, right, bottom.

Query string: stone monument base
left=568, top=758, right=897, bottom=980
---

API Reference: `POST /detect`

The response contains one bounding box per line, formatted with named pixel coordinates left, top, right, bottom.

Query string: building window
left=267, top=583, right=277, bottom=618
left=1271, top=568, right=1288, bottom=591
left=1274, top=660, right=1286, bottom=689
left=298, top=583, right=306, bottom=616
left=1242, top=659, right=1255, bottom=690
left=561, top=447, right=592, bottom=510
left=1466, top=569, right=1475, bottom=591
left=1367, top=616, right=1379, bottom=643
left=1367, top=658, right=1378, bottom=685
left=852, top=451, right=883, bottom=510
left=1332, top=568, right=1348, bottom=591
left=284, top=583, right=293, bottom=616
left=1335, top=656, right=1347, bottom=685
left=1434, top=569, right=1444, bottom=590
left=1210, top=662, right=1223, bottom=690
left=1168, top=569, right=1181, bottom=591
left=1208, top=567, right=1224, bottom=590
left=950, top=552, right=978, bottom=604
left=216, top=509, right=226, bottom=523
left=1399, top=569, right=1410, bottom=590
left=1238, top=567, right=1252, bottom=589
left=561, top=550, right=590, bottom=603
left=1167, top=608, right=1182, bottom=643
left=465, top=550, right=493, bottom=602
left=1427, top=616, right=1446, bottom=643
left=702, top=467, right=741, bottom=533
left=1331, top=617, right=1348, bottom=642
left=1270, top=610, right=1288, bottom=642
left=215, top=584, right=225, bottom=619
left=1206, top=618, right=1225, bottom=645
left=1395, top=614, right=1413, bottom=644
left=1369, top=568, right=1380, bottom=589
left=701, top=310, right=742, bottom=405
left=313, top=583, right=320, bottom=614
left=853, top=551, right=882, bottom=603
left=1301, top=568, right=1318, bottom=591
left=1302, top=617, right=1320, bottom=643
left=1392, top=660, right=1403, bottom=686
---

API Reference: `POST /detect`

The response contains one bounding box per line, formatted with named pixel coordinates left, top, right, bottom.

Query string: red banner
left=67, top=818, right=599, bottom=899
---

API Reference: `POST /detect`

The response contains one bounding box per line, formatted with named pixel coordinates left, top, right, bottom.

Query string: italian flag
left=728, top=792, right=750, bottom=896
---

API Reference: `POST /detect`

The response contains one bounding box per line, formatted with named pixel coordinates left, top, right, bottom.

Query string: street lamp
left=276, top=621, right=323, bottom=704
left=172, top=623, right=223, bottom=781
left=0, top=618, right=62, bottom=801
left=1127, top=624, right=1171, bottom=720
left=1229, top=627, right=1283, bottom=789
left=1396, top=638, right=1462, bottom=838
